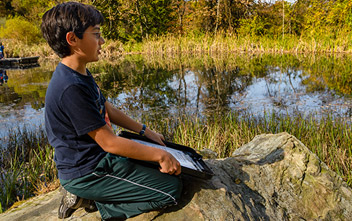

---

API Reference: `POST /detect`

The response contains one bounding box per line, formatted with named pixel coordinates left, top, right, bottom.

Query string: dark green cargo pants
left=60, top=153, right=183, bottom=220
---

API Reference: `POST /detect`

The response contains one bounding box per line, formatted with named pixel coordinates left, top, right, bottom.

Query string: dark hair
left=41, top=2, right=104, bottom=58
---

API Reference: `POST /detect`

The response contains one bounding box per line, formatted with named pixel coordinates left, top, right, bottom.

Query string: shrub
left=0, top=17, right=42, bottom=45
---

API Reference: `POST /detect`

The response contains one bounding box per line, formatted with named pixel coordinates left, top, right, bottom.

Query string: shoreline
left=2, top=34, right=352, bottom=61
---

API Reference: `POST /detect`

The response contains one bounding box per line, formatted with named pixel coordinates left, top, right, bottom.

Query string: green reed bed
left=0, top=126, right=57, bottom=213
left=1, top=111, right=351, bottom=213
left=146, top=111, right=352, bottom=187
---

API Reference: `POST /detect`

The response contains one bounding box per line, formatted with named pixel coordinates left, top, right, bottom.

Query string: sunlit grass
left=124, top=33, right=352, bottom=55
left=144, top=111, right=352, bottom=187
left=1, top=111, right=351, bottom=213
left=4, top=33, right=352, bottom=60
left=3, top=39, right=53, bottom=60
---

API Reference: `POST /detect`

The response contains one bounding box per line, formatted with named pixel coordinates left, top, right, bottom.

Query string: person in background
left=0, top=69, right=3, bottom=85
left=4, top=71, right=8, bottom=83
left=0, top=42, right=4, bottom=59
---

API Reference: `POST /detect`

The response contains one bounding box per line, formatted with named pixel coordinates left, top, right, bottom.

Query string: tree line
left=1, top=0, right=352, bottom=43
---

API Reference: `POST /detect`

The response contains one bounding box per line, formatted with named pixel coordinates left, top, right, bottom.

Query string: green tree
left=4, top=0, right=63, bottom=24
left=0, top=16, right=42, bottom=44
left=94, top=0, right=176, bottom=42
left=0, top=0, right=15, bottom=17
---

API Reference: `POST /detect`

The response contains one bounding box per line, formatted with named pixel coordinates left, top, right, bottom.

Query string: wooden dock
left=0, top=56, right=39, bottom=68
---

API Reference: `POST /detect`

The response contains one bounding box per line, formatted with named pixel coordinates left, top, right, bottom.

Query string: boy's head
left=41, top=2, right=104, bottom=58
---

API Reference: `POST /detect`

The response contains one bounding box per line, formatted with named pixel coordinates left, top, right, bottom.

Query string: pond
left=0, top=53, right=352, bottom=141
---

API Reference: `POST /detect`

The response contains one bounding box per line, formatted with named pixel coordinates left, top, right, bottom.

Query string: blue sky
left=264, top=0, right=296, bottom=3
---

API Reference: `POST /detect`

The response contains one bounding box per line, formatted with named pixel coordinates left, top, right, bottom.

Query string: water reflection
left=0, top=64, right=53, bottom=137
left=92, top=54, right=352, bottom=122
left=0, top=69, right=8, bottom=86
left=1, top=54, right=352, bottom=139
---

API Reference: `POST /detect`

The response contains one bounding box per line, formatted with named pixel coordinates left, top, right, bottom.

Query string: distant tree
left=0, top=0, right=15, bottom=17
left=7, top=0, right=65, bottom=23
left=288, top=0, right=352, bottom=38
left=2, top=0, right=352, bottom=43
left=186, top=0, right=255, bottom=35
left=0, top=16, right=42, bottom=44
left=93, top=0, right=176, bottom=42
left=92, top=0, right=123, bottom=40
left=174, top=0, right=186, bottom=34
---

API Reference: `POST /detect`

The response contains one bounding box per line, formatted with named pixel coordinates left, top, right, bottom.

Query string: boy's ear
left=66, top=32, right=78, bottom=46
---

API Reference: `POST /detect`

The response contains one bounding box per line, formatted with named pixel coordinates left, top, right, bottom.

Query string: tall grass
left=125, top=33, right=352, bottom=55
left=0, top=126, right=58, bottom=213
left=1, top=110, right=351, bottom=213
left=4, top=33, right=352, bottom=60
left=2, top=39, right=55, bottom=61
left=144, top=111, right=352, bottom=186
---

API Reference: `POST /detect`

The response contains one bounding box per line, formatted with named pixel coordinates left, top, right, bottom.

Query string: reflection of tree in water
left=1, top=67, right=50, bottom=110
left=0, top=84, right=21, bottom=104
left=264, top=70, right=288, bottom=108
left=93, top=53, right=352, bottom=122
left=301, top=55, right=352, bottom=96
left=95, top=54, right=268, bottom=117
left=175, top=63, right=187, bottom=110
left=197, top=66, right=253, bottom=113
left=259, top=56, right=305, bottom=111
left=96, top=61, right=177, bottom=118
left=299, top=55, right=352, bottom=120
left=96, top=59, right=256, bottom=118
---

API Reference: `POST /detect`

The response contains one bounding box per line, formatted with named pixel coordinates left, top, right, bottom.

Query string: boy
left=41, top=2, right=182, bottom=220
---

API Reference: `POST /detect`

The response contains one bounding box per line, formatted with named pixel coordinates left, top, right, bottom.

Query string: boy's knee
left=164, top=176, right=183, bottom=205
left=174, top=177, right=183, bottom=201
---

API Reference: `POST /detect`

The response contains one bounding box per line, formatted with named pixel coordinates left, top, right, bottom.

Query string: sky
left=264, top=0, right=296, bottom=3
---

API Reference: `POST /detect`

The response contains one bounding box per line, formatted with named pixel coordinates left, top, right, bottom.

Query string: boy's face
left=76, top=25, right=105, bottom=63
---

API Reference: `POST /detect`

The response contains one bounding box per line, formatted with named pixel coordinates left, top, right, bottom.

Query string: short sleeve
left=60, top=84, right=106, bottom=136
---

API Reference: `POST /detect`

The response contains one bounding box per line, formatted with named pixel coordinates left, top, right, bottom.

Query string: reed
left=127, top=33, right=352, bottom=55
left=4, top=33, right=352, bottom=60
left=1, top=110, right=351, bottom=213
left=142, top=110, right=352, bottom=186
left=3, top=39, right=55, bottom=61
left=0, top=125, right=58, bottom=213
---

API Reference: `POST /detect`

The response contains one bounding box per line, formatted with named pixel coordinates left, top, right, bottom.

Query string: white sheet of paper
left=131, top=139, right=198, bottom=170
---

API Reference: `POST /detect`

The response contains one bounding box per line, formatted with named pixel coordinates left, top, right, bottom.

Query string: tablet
left=119, top=131, right=214, bottom=179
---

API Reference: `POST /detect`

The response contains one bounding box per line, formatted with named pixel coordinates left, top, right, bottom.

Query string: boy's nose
left=99, top=37, right=105, bottom=44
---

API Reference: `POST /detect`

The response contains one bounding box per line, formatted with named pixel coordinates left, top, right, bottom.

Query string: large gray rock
left=1, top=132, right=351, bottom=220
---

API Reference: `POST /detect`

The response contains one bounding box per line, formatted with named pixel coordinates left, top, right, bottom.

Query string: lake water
left=1, top=53, right=352, bottom=142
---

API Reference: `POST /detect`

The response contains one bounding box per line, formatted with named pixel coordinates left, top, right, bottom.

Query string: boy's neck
left=61, top=56, right=87, bottom=75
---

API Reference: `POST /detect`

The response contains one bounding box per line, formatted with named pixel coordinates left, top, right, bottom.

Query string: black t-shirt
left=45, top=63, right=107, bottom=180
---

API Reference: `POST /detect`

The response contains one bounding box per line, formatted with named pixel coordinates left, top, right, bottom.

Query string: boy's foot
left=84, top=200, right=98, bottom=213
left=58, top=188, right=82, bottom=218
left=58, top=187, right=98, bottom=218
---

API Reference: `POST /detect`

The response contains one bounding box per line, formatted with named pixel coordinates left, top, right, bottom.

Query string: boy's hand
left=144, top=128, right=181, bottom=175
left=159, top=151, right=181, bottom=175
left=145, top=128, right=166, bottom=146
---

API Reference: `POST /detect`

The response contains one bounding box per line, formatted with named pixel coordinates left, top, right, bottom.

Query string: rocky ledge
left=1, top=132, right=351, bottom=220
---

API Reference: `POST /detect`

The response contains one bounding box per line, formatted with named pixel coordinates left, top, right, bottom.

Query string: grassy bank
left=0, top=126, right=58, bottom=213
left=123, top=34, right=352, bottom=55
left=4, top=33, right=352, bottom=60
left=168, top=111, right=352, bottom=187
left=1, top=111, right=351, bottom=212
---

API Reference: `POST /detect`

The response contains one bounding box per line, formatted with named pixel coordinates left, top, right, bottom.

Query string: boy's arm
left=88, top=124, right=181, bottom=175
left=105, top=101, right=165, bottom=146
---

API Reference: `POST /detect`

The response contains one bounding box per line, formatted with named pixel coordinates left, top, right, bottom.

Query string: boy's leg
left=62, top=154, right=183, bottom=220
